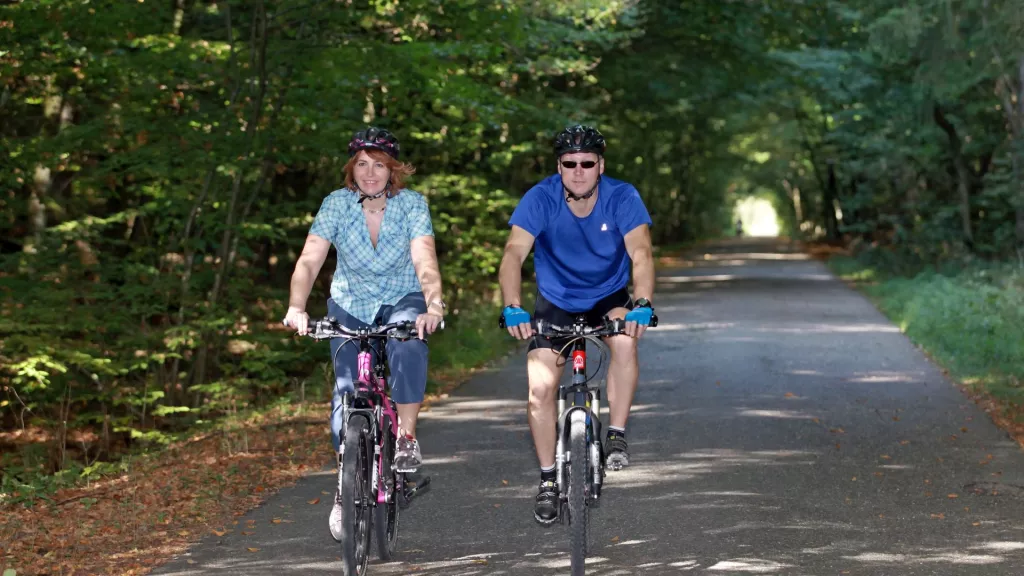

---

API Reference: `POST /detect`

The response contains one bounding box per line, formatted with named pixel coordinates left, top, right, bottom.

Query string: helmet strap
left=564, top=176, right=600, bottom=203
left=356, top=181, right=391, bottom=203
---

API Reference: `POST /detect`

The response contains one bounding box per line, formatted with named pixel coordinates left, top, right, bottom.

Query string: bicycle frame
left=554, top=316, right=605, bottom=503
left=348, top=339, right=401, bottom=506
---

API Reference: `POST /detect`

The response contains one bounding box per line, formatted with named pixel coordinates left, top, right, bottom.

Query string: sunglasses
left=560, top=160, right=598, bottom=169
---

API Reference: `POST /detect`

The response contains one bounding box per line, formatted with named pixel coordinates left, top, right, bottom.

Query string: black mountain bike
left=296, top=318, right=435, bottom=575
left=501, top=313, right=657, bottom=576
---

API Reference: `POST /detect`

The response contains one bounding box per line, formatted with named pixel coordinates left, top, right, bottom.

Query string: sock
left=540, top=465, right=556, bottom=483
left=607, top=426, right=626, bottom=440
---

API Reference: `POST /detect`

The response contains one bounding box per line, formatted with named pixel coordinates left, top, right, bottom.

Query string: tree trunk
left=172, top=0, right=187, bottom=35
left=932, top=103, right=975, bottom=249
left=1016, top=56, right=1024, bottom=250
left=823, top=160, right=840, bottom=243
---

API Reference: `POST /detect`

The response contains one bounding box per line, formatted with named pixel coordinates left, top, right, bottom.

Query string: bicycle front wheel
left=568, top=409, right=589, bottom=576
left=340, top=416, right=373, bottom=576
left=374, top=414, right=400, bottom=561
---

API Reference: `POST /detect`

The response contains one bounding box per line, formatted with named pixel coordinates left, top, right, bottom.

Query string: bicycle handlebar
left=285, top=317, right=444, bottom=341
left=516, top=315, right=658, bottom=338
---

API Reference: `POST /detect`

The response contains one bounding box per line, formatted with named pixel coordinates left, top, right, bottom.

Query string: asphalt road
left=155, top=238, right=1024, bottom=575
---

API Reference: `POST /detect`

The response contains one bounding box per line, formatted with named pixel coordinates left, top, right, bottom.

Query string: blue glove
left=625, top=306, right=653, bottom=326
left=502, top=306, right=531, bottom=328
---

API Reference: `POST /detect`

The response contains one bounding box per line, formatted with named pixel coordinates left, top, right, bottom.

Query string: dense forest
left=2, top=0, right=1023, bottom=491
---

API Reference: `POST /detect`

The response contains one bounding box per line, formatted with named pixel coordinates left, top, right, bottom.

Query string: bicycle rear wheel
left=374, top=414, right=400, bottom=561
left=568, top=409, right=589, bottom=576
left=340, top=416, right=373, bottom=576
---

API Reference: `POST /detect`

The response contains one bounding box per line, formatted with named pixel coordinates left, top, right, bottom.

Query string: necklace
left=363, top=204, right=386, bottom=215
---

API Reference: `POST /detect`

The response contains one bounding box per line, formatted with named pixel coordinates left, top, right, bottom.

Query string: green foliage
left=5, top=0, right=1023, bottom=493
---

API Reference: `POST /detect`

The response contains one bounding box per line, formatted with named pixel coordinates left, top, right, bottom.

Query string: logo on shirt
left=601, top=223, right=608, bottom=231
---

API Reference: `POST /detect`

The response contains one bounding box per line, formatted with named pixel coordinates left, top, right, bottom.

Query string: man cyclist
left=498, top=124, right=656, bottom=525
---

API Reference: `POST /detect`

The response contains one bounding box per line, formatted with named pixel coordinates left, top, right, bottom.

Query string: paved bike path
left=156, top=238, right=1024, bottom=575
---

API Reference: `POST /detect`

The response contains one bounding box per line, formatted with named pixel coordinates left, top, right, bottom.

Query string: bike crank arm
left=400, top=474, right=431, bottom=506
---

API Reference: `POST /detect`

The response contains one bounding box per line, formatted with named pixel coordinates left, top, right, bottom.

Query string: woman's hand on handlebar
left=415, top=312, right=444, bottom=340
left=283, top=306, right=310, bottom=335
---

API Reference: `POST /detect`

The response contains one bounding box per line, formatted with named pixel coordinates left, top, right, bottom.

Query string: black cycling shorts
left=528, top=287, right=634, bottom=357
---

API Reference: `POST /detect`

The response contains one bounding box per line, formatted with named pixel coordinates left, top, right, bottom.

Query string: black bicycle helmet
left=553, top=124, right=606, bottom=157
left=348, top=127, right=400, bottom=159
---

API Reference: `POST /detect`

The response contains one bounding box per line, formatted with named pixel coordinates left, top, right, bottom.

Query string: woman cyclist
left=283, top=127, right=446, bottom=541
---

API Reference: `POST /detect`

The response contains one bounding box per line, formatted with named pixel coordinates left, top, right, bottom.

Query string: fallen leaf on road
left=880, top=455, right=891, bottom=460
left=931, top=513, right=945, bottom=519
left=925, top=491, right=933, bottom=497
left=973, top=522, right=981, bottom=526
left=307, top=497, right=320, bottom=505
left=950, top=435, right=958, bottom=440
left=961, top=427, right=969, bottom=433
left=900, top=440, right=910, bottom=445
left=948, top=494, right=959, bottom=499
left=874, top=472, right=884, bottom=477
left=178, top=530, right=189, bottom=536
left=472, top=559, right=488, bottom=565
left=611, top=536, right=620, bottom=542
left=272, top=518, right=282, bottom=524
left=255, top=486, right=264, bottom=493
left=247, top=547, right=260, bottom=552
left=851, top=476, right=857, bottom=481
left=830, top=428, right=845, bottom=434
left=812, top=417, right=820, bottom=423
left=502, top=480, right=509, bottom=486
left=493, top=504, right=501, bottom=508
left=241, top=531, right=254, bottom=535
left=211, top=529, right=227, bottom=537
left=924, top=479, right=932, bottom=484
left=892, top=416, right=899, bottom=421
left=187, top=560, right=197, bottom=565
left=835, top=443, right=841, bottom=450
left=785, top=392, right=795, bottom=398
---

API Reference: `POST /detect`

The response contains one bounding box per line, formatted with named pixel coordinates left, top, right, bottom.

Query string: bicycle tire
left=568, top=409, right=589, bottom=576
left=340, top=416, right=373, bottom=576
left=374, top=414, right=400, bottom=561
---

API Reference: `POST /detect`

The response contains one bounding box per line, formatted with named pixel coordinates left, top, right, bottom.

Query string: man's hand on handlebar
left=502, top=305, right=534, bottom=340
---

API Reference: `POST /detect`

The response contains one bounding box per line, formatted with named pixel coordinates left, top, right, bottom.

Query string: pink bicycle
left=302, top=318, right=435, bottom=575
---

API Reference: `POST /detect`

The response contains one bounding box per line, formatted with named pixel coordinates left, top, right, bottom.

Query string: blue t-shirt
left=509, top=174, right=652, bottom=312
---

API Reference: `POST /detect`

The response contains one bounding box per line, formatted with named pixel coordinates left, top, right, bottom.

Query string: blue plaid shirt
left=308, top=188, right=434, bottom=324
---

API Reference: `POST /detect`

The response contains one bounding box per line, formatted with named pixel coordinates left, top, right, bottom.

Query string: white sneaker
left=394, top=435, right=422, bottom=473
left=328, top=491, right=343, bottom=542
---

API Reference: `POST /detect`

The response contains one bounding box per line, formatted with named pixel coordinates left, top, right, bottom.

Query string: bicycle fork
left=556, top=346, right=605, bottom=507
